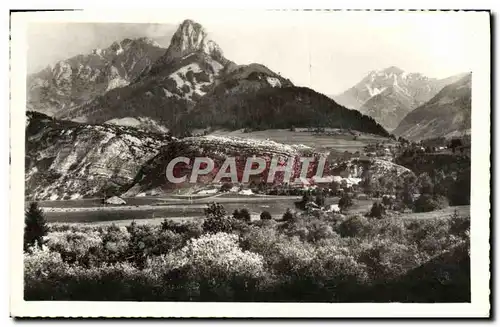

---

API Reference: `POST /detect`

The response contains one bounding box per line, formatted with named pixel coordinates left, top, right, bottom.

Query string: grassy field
left=40, top=188, right=469, bottom=225
left=42, top=196, right=303, bottom=223
left=209, top=129, right=393, bottom=152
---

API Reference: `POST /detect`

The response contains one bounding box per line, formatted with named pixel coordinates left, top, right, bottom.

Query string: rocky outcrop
left=25, top=111, right=172, bottom=200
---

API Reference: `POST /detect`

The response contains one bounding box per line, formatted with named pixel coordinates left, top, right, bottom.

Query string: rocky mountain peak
left=164, top=19, right=225, bottom=63
left=382, top=66, right=404, bottom=75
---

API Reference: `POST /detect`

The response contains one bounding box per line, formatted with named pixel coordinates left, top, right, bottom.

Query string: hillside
left=122, top=135, right=314, bottom=196
left=178, top=85, right=390, bottom=137
left=393, top=74, right=471, bottom=140
left=27, top=37, right=166, bottom=115
left=25, top=112, right=172, bottom=200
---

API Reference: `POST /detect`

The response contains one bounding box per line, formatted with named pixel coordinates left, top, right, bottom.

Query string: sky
left=26, top=11, right=481, bottom=95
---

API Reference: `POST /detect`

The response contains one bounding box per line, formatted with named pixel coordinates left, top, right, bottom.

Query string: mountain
left=333, top=67, right=468, bottom=130
left=55, top=19, right=238, bottom=132
left=393, top=73, right=471, bottom=141
left=27, top=37, right=166, bottom=115
left=47, top=19, right=389, bottom=137
left=25, top=111, right=172, bottom=200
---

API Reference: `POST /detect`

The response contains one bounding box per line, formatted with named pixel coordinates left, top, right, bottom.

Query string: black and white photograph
left=9, top=9, right=490, bottom=318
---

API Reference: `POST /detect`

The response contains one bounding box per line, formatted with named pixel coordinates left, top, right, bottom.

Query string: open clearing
left=209, top=129, right=393, bottom=152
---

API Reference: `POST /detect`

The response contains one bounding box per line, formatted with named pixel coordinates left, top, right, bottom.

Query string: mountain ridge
left=27, top=37, right=167, bottom=115
left=41, top=19, right=390, bottom=137
left=333, top=67, right=468, bottom=130
left=393, top=73, right=471, bottom=140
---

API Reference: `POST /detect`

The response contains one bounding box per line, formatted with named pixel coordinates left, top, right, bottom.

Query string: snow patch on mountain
left=365, top=84, right=386, bottom=97
left=162, top=88, right=181, bottom=99
left=105, top=116, right=169, bottom=133
left=106, top=77, right=129, bottom=91
left=266, top=77, right=282, bottom=88
left=169, top=63, right=214, bottom=100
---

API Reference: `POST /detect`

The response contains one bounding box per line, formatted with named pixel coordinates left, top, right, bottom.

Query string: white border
left=9, top=9, right=491, bottom=318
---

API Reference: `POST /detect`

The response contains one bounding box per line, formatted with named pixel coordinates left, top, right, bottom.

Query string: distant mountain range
left=393, top=73, right=471, bottom=141
left=27, top=19, right=389, bottom=137
left=333, top=67, right=468, bottom=131
left=27, top=37, right=166, bottom=115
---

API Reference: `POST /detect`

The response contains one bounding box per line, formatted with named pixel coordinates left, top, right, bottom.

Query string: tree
left=295, top=192, right=313, bottom=210
left=220, top=182, right=233, bottom=193
left=203, top=202, right=235, bottom=234
left=260, top=211, right=272, bottom=220
left=417, top=173, right=434, bottom=195
left=282, top=209, right=296, bottom=222
left=338, top=193, right=353, bottom=213
left=204, top=202, right=226, bottom=219
left=414, top=194, right=448, bottom=213
left=449, top=139, right=463, bottom=153
left=315, top=191, right=325, bottom=207
left=233, top=208, right=251, bottom=222
left=329, top=181, right=340, bottom=195
left=369, top=202, right=386, bottom=219
left=24, top=202, right=48, bottom=251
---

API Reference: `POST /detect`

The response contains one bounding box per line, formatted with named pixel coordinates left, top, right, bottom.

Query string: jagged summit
left=27, top=36, right=166, bottom=115
left=382, top=66, right=404, bottom=75
left=144, top=19, right=228, bottom=78
left=166, top=19, right=224, bottom=60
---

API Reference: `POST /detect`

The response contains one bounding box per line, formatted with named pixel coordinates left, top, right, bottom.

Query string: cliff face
left=25, top=112, right=172, bottom=200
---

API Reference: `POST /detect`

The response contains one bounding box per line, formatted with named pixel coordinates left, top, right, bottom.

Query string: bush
left=414, top=194, right=448, bottom=213
left=24, top=202, right=48, bottom=251
left=315, top=192, right=325, bottom=207
left=178, top=233, right=266, bottom=300
left=450, top=211, right=470, bottom=239
left=160, top=219, right=203, bottom=239
left=233, top=208, right=251, bottom=222
left=260, top=211, right=272, bottom=220
left=282, top=209, right=296, bottom=222
left=448, top=168, right=471, bottom=205
left=337, top=215, right=371, bottom=238
left=220, top=182, right=233, bottom=193
left=204, top=202, right=226, bottom=219
left=45, top=230, right=102, bottom=266
left=101, top=224, right=131, bottom=263
left=369, top=202, right=386, bottom=219
left=338, top=193, right=354, bottom=213
left=381, top=195, right=395, bottom=209
left=358, top=239, right=427, bottom=281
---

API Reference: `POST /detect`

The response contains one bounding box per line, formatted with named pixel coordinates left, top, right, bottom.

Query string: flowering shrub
left=180, top=233, right=265, bottom=279
left=45, top=230, right=102, bottom=266
left=24, top=209, right=471, bottom=302
left=101, top=224, right=131, bottom=263
left=24, top=245, right=70, bottom=300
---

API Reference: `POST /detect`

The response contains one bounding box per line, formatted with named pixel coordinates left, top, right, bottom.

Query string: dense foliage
left=24, top=203, right=470, bottom=302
